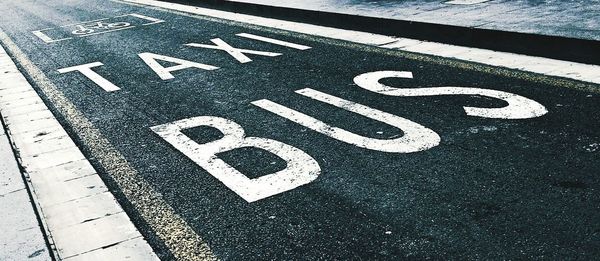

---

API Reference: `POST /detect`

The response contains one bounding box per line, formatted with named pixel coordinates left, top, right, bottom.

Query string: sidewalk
left=0, top=42, right=158, bottom=260
left=0, top=121, right=51, bottom=260
left=168, top=0, right=599, bottom=65
left=229, top=0, right=600, bottom=41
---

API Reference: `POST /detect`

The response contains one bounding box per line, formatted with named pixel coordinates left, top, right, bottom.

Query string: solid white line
left=445, top=0, right=490, bottom=5
left=236, top=33, right=312, bottom=50
left=42, top=37, right=73, bottom=43
left=0, top=43, right=158, bottom=260
left=31, top=30, right=54, bottom=43
left=129, top=13, right=165, bottom=23
left=121, top=0, right=600, bottom=85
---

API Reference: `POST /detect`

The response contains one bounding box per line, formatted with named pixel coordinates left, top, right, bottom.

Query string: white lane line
left=31, top=30, right=54, bottom=44
left=32, top=13, right=164, bottom=44
left=236, top=33, right=312, bottom=50
left=129, top=13, right=165, bottom=24
left=0, top=44, right=158, bottom=259
left=445, top=0, right=490, bottom=5
left=32, top=30, right=73, bottom=44
left=121, top=0, right=600, bottom=85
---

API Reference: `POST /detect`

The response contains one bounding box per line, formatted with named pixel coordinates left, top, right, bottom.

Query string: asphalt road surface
left=1, top=0, right=599, bottom=259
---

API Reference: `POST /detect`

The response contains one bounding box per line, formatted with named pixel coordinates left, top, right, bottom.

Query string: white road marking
left=58, top=17, right=112, bottom=28
left=75, top=25, right=136, bottom=37
left=31, top=29, right=73, bottom=43
left=0, top=44, right=158, bottom=260
left=57, top=62, right=121, bottom=92
left=138, top=52, right=219, bottom=80
left=353, top=71, right=548, bottom=119
left=128, top=13, right=165, bottom=25
left=252, top=88, right=441, bottom=153
left=445, top=0, right=489, bottom=5
left=122, top=0, right=600, bottom=85
left=185, top=38, right=281, bottom=63
left=236, top=33, right=312, bottom=50
left=151, top=116, right=321, bottom=202
left=31, top=30, right=57, bottom=43
left=32, top=13, right=164, bottom=43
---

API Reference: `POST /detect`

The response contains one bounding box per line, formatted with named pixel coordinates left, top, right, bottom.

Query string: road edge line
left=0, top=26, right=216, bottom=261
left=0, top=42, right=159, bottom=260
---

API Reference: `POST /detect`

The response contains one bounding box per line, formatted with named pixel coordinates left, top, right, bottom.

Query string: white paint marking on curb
left=121, top=0, right=600, bottom=85
left=0, top=45, right=158, bottom=260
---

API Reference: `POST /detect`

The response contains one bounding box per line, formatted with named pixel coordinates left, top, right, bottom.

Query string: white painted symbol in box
left=32, top=13, right=164, bottom=43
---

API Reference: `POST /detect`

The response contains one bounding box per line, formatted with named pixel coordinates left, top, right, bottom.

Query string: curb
left=0, top=44, right=159, bottom=260
left=163, top=0, right=600, bottom=65
left=123, top=0, right=600, bottom=85
left=0, top=116, right=53, bottom=260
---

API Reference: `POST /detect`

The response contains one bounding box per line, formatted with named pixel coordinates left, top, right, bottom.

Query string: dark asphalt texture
left=1, top=0, right=599, bottom=259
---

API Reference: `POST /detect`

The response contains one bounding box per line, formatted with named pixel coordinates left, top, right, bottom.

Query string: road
left=0, top=0, right=599, bottom=259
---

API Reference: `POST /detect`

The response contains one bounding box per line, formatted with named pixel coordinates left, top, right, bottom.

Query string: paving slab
left=0, top=122, right=51, bottom=261
left=229, top=0, right=600, bottom=41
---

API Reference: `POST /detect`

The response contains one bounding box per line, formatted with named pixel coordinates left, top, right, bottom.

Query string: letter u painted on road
left=252, top=88, right=441, bottom=153
left=151, top=116, right=321, bottom=202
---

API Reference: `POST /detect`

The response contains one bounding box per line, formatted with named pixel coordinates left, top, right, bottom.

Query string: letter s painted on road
left=353, top=71, right=548, bottom=119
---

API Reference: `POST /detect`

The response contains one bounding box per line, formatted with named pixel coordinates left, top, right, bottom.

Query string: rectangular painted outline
left=31, top=13, right=164, bottom=43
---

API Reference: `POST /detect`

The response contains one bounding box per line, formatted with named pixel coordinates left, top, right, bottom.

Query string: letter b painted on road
left=151, top=116, right=321, bottom=202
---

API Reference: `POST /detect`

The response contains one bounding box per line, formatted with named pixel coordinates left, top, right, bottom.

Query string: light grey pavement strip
left=124, top=0, right=600, bottom=85
left=229, top=0, right=600, bottom=41
left=0, top=119, right=51, bottom=261
left=0, top=26, right=215, bottom=260
left=0, top=45, right=158, bottom=260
